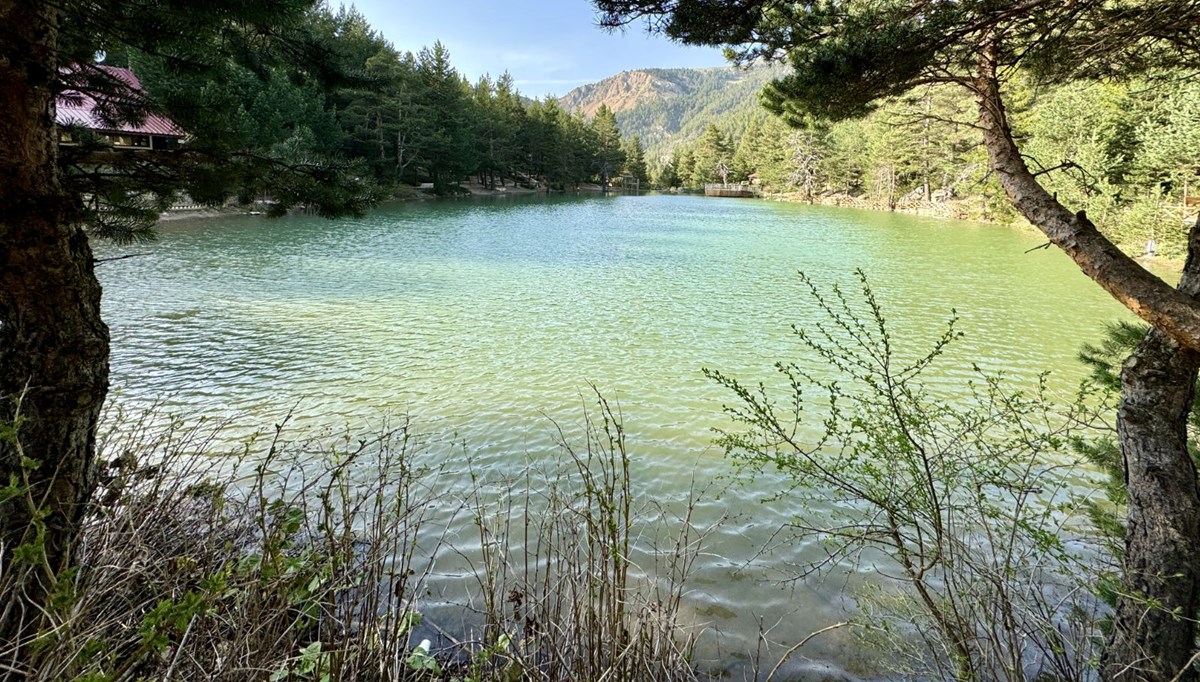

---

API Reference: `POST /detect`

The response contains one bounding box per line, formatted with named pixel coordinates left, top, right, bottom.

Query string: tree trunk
left=921, top=89, right=932, bottom=201
left=1104, top=327, right=1200, bottom=681
left=973, top=37, right=1200, bottom=679
left=973, top=41, right=1200, bottom=353
left=1103, top=216, right=1200, bottom=682
left=0, top=1, right=111, bottom=673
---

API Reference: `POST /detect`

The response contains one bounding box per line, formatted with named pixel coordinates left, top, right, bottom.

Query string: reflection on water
left=96, top=194, right=1129, bottom=676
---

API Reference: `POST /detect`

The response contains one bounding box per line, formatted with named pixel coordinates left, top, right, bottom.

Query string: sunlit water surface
left=97, top=194, right=1133, bottom=679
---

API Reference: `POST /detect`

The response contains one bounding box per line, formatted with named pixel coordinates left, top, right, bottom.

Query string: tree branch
left=973, top=34, right=1200, bottom=352
left=93, top=253, right=150, bottom=265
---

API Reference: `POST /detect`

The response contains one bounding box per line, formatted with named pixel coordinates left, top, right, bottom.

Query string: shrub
left=1, top=400, right=711, bottom=682
left=705, top=271, right=1105, bottom=681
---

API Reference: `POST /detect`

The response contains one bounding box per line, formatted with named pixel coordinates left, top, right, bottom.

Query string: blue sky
left=349, top=0, right=729, bottom=99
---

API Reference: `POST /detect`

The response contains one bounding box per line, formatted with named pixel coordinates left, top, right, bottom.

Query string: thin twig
left=764, top=622, right=850, bottom=682
left=94, top=253, right=150, bottom=264
left=164, top=614, right=197, bottom=681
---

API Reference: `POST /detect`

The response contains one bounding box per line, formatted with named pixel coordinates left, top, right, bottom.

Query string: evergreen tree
left=473, top=74, right=505, bottom=188
left=658, top=146, right=684, bottom=189
left=859, top=105, right=921, bottom=209
left=622, top=135, right=649, bottom=187
left=1134, top=81, right=1200, bottom=208
left=785, top=124, right=829, bottom=202
left=730, top=116, right=762, bottom=181
left=565, top=110, right=598, bottom=187
left=591, top=104, right=626, bottom=188
left=415, top=42, right=475, bottom=192
left=525, top=98, right=571, bottom=189
left=1021, top=82, right=1133, bottom=204
left=491, top=72, right=528, bottom=186
left=677, top=147, right=698, bottom=189
left=747, top=116, right=791, bottom=191
left=691, top=123, right=732, bottom=185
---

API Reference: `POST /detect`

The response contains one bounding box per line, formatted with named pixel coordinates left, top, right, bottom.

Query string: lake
left=96, top=193, right=1131, bottom=677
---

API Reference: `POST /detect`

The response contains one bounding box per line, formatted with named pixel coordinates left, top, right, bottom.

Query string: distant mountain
left=559, top=69, right=688, bottom=119
left=559, top=65, right=787, bottom=157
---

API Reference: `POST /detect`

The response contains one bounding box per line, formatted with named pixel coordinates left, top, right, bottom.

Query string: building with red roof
left=56, top=65, right=185, bottom=150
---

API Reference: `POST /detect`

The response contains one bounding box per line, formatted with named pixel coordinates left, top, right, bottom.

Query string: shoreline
left=158, top=206, right=266, bottom=222
left=156, top=187, right=1181, bottom=272
left=760, top=189, right=1184, bottom=272
left=157, top=180, right=601, bottom=221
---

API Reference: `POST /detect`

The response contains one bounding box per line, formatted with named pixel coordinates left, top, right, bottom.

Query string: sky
left=349, top=0, right=730, bottom=99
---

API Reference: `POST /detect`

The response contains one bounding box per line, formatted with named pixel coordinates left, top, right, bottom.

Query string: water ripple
left=96, top=194, right=1130, bottom=675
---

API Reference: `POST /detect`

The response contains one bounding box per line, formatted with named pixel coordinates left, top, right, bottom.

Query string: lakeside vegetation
left=644, top=77, right=1199, bottom=258
left=74, top=5, right=642, bottom=244
left=589, top=1, right=1200, bottom=677
left=19, top=396, right=705, bottom=682
left=5, top=278, right=1119, bottom=681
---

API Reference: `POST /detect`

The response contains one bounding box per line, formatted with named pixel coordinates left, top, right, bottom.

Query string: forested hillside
left=559, top=66, right=782, bottom=153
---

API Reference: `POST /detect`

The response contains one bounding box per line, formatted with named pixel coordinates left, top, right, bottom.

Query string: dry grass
left=461, top=393, right=711, bottom=682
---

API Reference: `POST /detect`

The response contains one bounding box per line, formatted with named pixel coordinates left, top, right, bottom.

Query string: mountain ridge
left=558, top=64, right=786, bottom=156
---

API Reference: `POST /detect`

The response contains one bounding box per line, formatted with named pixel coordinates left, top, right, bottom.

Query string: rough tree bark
left=975, top=39, right=1200, bottom=680
left=1106, top=317, right=1200, bottom=681
left=0, top=0, right=111, bottom=673
left=1102, top=215, right=1200, bottom=682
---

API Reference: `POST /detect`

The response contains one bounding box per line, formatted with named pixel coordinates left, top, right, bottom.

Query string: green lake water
left=96, top=193, right=1134, bottom=677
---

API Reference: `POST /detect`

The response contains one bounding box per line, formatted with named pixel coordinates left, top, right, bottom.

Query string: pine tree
left=785, top=124, right=829, bottom=202
left=730, top=116, right=762, bottom=182
left=677, top=147, right=698, bottom=189
left=748, top=116, right=791, bottom=191
left=622, top=135, right=649, bottom=187
left=691, top=123, right=731, bottom=185
left=591, top=104, right=626, bottom=188
left=525, top=98, right=571, bottom=189
left=594, top=1, right=1200, bottom=677
left=492, top=72, right=528, bottom=186
left=658, top=146, right=684, bottom=189
left=415, top=42, right=476, bottom=192
left=1134, top=81, right=1200, bottom=207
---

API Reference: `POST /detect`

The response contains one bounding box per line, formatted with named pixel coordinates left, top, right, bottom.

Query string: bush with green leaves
left=705, top=271, right=1105, bottom=682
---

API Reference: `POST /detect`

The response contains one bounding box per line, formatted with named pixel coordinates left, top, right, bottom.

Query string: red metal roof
left=56, top=65, right=185, bottom=138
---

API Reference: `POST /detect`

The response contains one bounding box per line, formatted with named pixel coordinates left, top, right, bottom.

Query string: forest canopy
left=67, top=5, right=642, bottom=243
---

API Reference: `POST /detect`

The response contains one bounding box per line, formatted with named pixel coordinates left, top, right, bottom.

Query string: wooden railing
left=704, top=183, right=757, bottom=197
